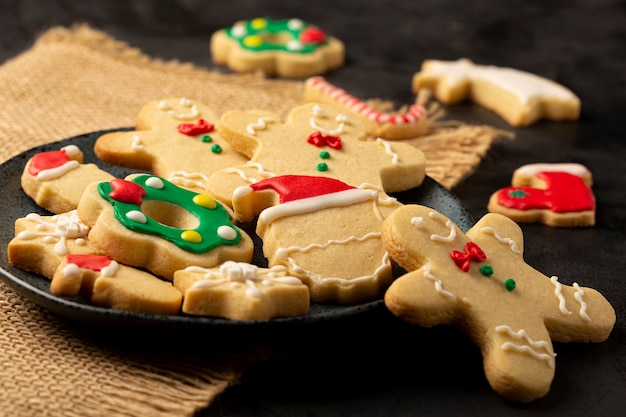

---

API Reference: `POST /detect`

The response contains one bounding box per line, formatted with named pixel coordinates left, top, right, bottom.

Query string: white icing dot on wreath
left=158, top=101, right=171, bottom=110
left=126, top=210, right=147, bottom=224
left=288, top=18, right=304, bottom=30
left=145, top=177, right=164, bottom=189
left=231, top=23, right=247, bottom=38
left=217, top=225, right=238, bottom=240
left=287, top=40, right=303, bottom=51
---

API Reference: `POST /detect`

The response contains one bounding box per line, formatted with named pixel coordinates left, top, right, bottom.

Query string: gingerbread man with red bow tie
left=381, top=204, right=615, bottom=402
left=94, top=97, right=248, bottom=193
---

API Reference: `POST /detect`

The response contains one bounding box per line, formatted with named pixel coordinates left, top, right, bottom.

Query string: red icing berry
left=307, top=131, right=342, bottom=150
left=177, top=119, right=215, bottom=136
left=300, top=27, right=326, bottom=43
left=28, top=149, right=72, bottom=176
left=108, top=178, right=146, bottom=205
left=66, top=254, right=111, bottom=272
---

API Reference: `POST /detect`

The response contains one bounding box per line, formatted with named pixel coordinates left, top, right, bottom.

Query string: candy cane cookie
left=381, top=205, right=615, bottom=402
left=487, top=163, right=595, bottom=227
left=412, top=59, right=580, bottom=127
left=305, top=76, right=429, bottom=139
left=210, top=18, right=344, bottom=78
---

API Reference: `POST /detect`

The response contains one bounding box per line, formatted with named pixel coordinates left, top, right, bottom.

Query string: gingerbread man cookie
left=211, top=17, right=344, bottom=78
left=206, top=102, right=426, bottom=207
left=381, top=205, right=615, bottom=402
left=7, top=211, right=182, bottom=314
left=304, top=76, right=429, bottom=140
left=21, top=145, right=115, bottom=214
left=232, top=175, right=400, bottom=304
left=174, top=261, right=310, bottom=320
left=77, top=174, right=254, bottom=280
left=412, top=59, right=580, bottom=127
left=94, top=98, right=248, bottom=193
left=488, top=163, right=595, bottom=227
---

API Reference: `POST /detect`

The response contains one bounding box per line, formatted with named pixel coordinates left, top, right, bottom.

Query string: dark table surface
left=2, top=1, right=625, bottom=416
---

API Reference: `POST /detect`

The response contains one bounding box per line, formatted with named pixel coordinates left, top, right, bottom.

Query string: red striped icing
left=308, top=76, right=426, bottom=125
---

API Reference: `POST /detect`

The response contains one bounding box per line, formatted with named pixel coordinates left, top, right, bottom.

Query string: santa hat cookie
left=232, top=174, right=400, bottom=304
left=21, top=145, right=115, bottom=214
left=487, top=163, right=595, bottom=227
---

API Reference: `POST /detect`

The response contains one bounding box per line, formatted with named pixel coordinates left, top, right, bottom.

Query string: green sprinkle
left=201, top=135, right=213, bottom=143
left=317, top=162, right=328, bottom=172
left=211, top=144, right=222, bottom=154
left=319, top=151, right=331, bottom=159
left=504, top=278, right=516, bottom=291
left=479, top=264, right=493, bottom=277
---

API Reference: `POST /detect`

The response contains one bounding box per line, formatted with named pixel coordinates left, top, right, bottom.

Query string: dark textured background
left=1, top=1, right=625, bottom=416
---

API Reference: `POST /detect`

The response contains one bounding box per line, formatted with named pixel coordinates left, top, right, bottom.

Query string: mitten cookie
left=206, top=102, right=426, bottom=207
left=232, top=175, right=400, bottom=304
left=381, top=204, right=615, bottom=402
left=77, top=174, right=254, bottom=280
left=304, top=76, right=429, bottom=139
left=412, top=59, right=580, bottom=127
left=488, top=163, right=595, bottom=227
left=94, top=98, right=248, bottom=193
left=21, top=145, right=114, bottom=214
left=174, top=261, right=309, bottom=320
left=210, top=17, right=344, bottom=78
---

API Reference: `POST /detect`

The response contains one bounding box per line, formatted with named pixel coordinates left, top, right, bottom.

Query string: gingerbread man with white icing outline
left=381, top=204, right=615, bottom=402
left=94, top=97, right=248, bottom=193
left=205, top=102, right=426, bottom=207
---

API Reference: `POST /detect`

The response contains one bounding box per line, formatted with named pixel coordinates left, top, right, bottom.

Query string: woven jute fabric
left=0, top=25, right=510, bottom=417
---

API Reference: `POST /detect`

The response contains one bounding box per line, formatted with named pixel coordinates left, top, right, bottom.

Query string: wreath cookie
left=77, top=174, right=254, bottom=280
left=210, top=17, right=345, bottom=78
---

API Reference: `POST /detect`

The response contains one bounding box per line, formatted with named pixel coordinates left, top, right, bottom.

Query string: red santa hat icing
left=28, top=145, right=81, bottom=181
left=233, top=175, right=379, bottom=224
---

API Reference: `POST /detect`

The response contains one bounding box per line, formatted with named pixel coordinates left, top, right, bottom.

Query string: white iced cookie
left=412, top=58, right=580, bottom=126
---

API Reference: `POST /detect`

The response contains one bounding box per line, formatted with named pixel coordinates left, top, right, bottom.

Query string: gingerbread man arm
left=470, top=213, right=615, bottom=343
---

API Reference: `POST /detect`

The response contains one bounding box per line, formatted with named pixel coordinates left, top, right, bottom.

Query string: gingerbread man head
left=381, top=204, right=615, bottom=402
left=94, top=97, right=248, bottom=193
left=207, top=102, right=426, bottom=206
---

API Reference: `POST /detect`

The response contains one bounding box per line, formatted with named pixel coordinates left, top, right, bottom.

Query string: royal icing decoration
left=158, top=97, right=200, bottom=120
left=63, top=254, right=119, bottom=278
left=177, top=119, right=214, bottom=136
left=226, top=18, right=328, bottom=54
left=98, top=175, right=241, bottom=253
left=28, top=145, right=81, bottom=181
left=16, top=211, right=89, bottom=256
left=187, top=262, right=303, bottom=299
left=495, top=325, right=556, bottom=368
left=496, top=171, right=594, bottom=213
left=234, top=175, right=381, bottom=225
left=417, top=59, right=579, bottom=104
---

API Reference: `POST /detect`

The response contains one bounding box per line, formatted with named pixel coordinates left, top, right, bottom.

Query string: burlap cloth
left=0, top=25, right=511, bottom=416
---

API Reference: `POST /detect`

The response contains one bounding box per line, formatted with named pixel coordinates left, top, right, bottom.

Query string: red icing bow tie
left=177, top=119, right=214, bottom=136
left=307, top=131, right=342, bottom=150
left=450, top=242, right=486, bottom=272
